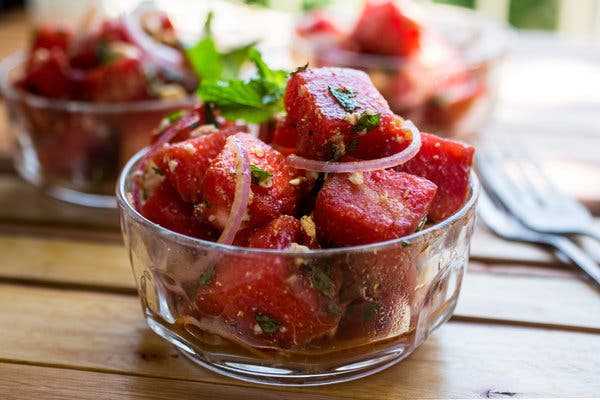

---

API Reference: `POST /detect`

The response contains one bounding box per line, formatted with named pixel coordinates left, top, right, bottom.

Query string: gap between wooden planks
left=0, top=234, right=599, bottom=332
left=0, top=283, right=598, bottom=399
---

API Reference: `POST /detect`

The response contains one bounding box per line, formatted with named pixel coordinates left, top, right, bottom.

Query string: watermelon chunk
left=396, top=133, right=474, bottom=221
left=313, top=169, right=437, bottom=246
left=23, top=48, right=72, bottom=98
left=152, top=130, right=228, bottom=204
left=234, top=215, right=318, bottom=249
left=194, top=255, right=342, bottom=348
left=141, top=180, right=216, bottom=240
left=201, top=133, right=302, bottom=229
left=285, top=67, right=395, bottom=161
left=348, top=0, right=421, bottom=57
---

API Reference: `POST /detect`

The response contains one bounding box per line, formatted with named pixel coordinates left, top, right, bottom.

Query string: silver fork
left=478, top=188, right=600, bottom=288
left=476, top=142, right=600, bottom=241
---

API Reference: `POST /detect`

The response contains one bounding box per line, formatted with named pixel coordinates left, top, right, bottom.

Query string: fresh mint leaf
left=198, top=50, right=289, bottom=123
left=250, top=164, right=273, bottom=187
left=221, top=41, right=258, bottom=79
left=352, top=111, right=381, bottom=133
left=185, top=13, right=222, bottom=82
left=255, top=313, right=281, bottom=335
left=328, top=86, right=357, bottom=112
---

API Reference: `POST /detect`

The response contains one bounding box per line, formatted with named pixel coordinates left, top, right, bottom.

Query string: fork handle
left=548, top=236, right=600, bottom=288
left=576, top=225, right=600, bottom=242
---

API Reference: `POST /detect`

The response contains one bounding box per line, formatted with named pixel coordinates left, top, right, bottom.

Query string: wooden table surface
left=1, top=9, right=600, bottom=400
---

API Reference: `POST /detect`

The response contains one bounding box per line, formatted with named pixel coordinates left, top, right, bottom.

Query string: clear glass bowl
left=117, top=148, right=480, bottom=386
left=0, top=51, right=197, bottom=208
left=293, top=2, right=511, bottom=142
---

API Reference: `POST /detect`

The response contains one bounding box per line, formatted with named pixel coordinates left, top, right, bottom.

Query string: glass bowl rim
left=117, top=146, right=480, bottom=256
left=0, top=51, right=198, bottom=113
left=293, top=2, right=514, bottom=71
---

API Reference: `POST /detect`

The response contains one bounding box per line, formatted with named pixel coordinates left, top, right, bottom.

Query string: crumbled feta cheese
left=168, top=159, right=179, bottom=173
left=182, top=142, right=196, bottom=154
left=190, top=124, right=218, bottom=137
left=289, top=176, right=306, bottom=186
left=300, top=215, right=317, bottom=240
left=348, top=171, right=364, bottom=185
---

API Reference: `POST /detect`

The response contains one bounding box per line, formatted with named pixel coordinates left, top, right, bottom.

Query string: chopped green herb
left=250, top=164, right=273, bottom=188
left=361, top=301, right=379, bottom=323
left=255, top=313, right=281, bottom=335
left=327, top=299, right=341, bottom=316
left=245, top=0, right=269, bottom=5
left=328, top=86, right=357, bottom=112
left=416, top=216, right=428, bottom=231
left=352, top=111, right=381, bottom=133
left=96, top=40, right=111, bottom=64
left=291, top=62, right=308, bottom=75
left=198, top=265, right=215, bottom=286
left=302, top=0, right=331, bottom=11
left=347, top=137, right=360, bottom=153
left=165, top=110, right=185, bottom=123
left=152, top=166, right=164, bottom=176
left=176, top=295, right=183, bottom=303
left=310, top=262, right=335, bottom=298
left=400, top=240, right=410, bottom=247
left=204, top=200, right=212, bottom=209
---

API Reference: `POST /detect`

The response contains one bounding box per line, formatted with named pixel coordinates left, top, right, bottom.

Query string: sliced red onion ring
left=217, top=136, right=251, bottom=245
left=131, top=113, right=200, bottom=211
left=121, top=2, right=183, bottom=68
left=286, top=120, right=422, bottom=173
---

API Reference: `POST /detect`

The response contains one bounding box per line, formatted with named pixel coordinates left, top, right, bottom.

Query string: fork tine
left=476, top=142, right=538, bottom=216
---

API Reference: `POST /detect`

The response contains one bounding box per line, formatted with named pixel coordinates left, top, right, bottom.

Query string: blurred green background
left=434, top=0, right=559, bottom=30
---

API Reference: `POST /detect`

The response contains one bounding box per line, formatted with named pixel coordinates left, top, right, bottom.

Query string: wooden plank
left=0, top=283, right=598, bottom=398
left=0, top=235, right=134, bottom=292
left=0, top=362, right=338, bottom=400
left=457, top=270, right=600, bottom=332
left=0, top=175, right=119, bottom=231
left=1, top=235, right=600, bottom=330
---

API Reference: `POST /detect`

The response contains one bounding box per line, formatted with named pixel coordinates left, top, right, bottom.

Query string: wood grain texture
left=0, top=363, right=339, bottom=400
left=1, top=283, right=599, bottom=399
left=1, top=235, right=599, bottom=330
left=457, top=271, right=600, bottom=332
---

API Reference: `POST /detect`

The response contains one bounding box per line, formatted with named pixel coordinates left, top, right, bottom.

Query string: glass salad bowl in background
left=118, top=148, right=479, bottom=386
left=293, top=1, right=511, bottom=142
left=0, top=52, right=197, bottom=208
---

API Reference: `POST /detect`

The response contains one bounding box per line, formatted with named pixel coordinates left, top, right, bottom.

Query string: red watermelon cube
left=152, top=129, right=227, bottom=203
left=285, top=67, right=395, bottom=161
left=201, top=133, right=302, bottom=229
left=313, top=169, right=437, bottom=246
left=396, top=133, right=474, bottom=221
